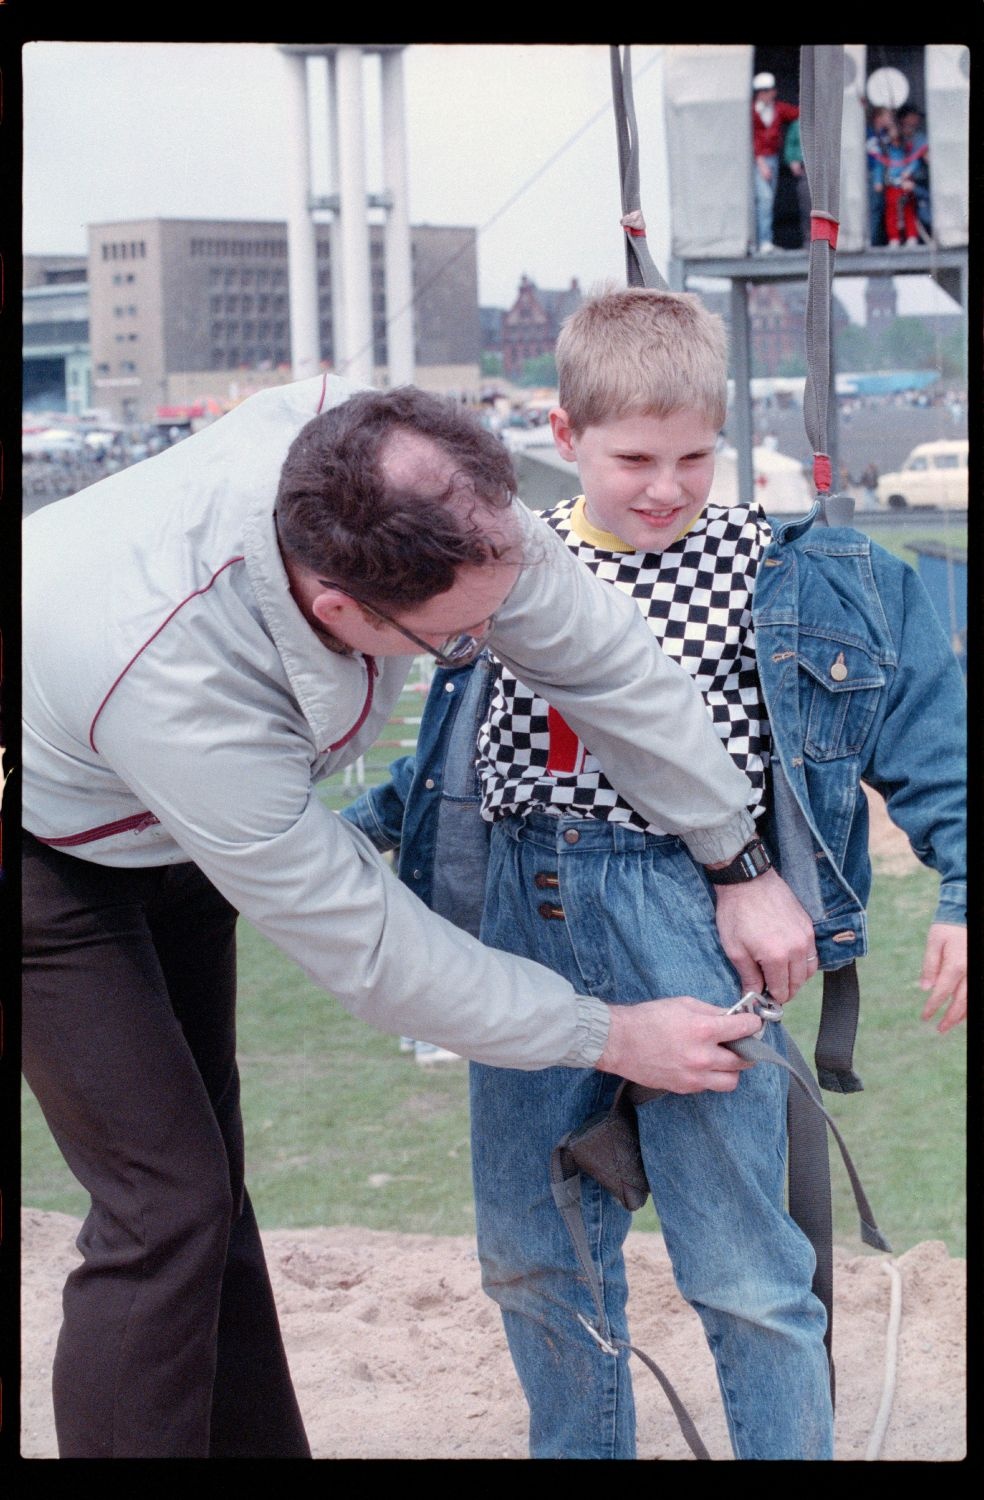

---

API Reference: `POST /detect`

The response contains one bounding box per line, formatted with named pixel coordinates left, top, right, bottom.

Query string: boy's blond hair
left=556, top=285, right=728, bottom=434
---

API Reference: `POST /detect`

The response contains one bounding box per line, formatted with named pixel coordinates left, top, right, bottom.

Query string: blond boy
left=468, top=288, right=965, bottom=1459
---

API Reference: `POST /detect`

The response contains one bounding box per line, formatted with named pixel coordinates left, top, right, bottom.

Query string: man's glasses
left=317, top=580, right=496, bottom=668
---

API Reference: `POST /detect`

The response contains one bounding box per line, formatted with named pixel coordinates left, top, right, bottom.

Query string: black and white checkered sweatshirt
left=477, top=495, right=773, bottom=832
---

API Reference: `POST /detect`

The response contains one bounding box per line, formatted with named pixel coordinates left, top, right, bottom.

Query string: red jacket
left=753, top=100, right=799, bottom=158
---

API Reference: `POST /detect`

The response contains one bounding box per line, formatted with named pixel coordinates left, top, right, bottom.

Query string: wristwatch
left=705, top=838, right=773, bottom=885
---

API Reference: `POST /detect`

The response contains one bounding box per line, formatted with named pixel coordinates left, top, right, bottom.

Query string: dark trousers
left=22, top=833, right=311, bottom=1458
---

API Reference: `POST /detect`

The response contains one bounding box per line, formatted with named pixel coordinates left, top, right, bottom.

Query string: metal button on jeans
left=563, top=829, right=580, bottom=844
left=534, top=872, right=560, bottom=889
left=538, top=902, right=565, bottom=920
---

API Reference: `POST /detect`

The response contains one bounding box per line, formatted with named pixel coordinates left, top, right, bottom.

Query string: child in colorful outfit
left=899, top=107, right=932, bottom=237
left=869, top=112, right=926, bottom=246
left=344, top=290, right=965, bottom=1460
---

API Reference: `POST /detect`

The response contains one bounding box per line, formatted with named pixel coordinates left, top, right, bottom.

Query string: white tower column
left=281, top=50, right=321, bottom=380
left=334, top=47, right=373, bottom=383
left=380, top=50, right=415, bottom=386
left=325, top=52, right=347, bottom=375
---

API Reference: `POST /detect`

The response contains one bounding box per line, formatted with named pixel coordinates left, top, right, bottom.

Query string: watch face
left=708, top=840, right=771, bottom=884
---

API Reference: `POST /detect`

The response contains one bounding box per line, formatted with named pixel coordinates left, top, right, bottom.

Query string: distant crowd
left=23, top=424, right=190, bottom=508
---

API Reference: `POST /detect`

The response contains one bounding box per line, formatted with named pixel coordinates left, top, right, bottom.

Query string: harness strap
left=550, top=1142, right=712, bottom=1461
left=550, top=1021, right=889, bottom=1456
left=799, top=45, right=863, bottom=1088
left=609, top=46, right=669, bottom=292
left=799, top=46, right=856, bottom=532
left=816, top=963, right=865, bottom=1092
left=729, top=1027, right=889, bottom=1252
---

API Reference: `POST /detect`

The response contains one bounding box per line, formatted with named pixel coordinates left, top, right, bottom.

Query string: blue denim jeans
left=469, top=813, right=833, bottom=1460
left=754, top=155, right=779, bottom=246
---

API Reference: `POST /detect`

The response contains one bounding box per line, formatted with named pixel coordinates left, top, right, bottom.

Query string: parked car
left=876, top=440, right=968, bottom=511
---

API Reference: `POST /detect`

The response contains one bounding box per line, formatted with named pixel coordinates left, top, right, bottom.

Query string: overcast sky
left=22, top=42, right=671, bottom=311
left=21, top=40, right=960, bottom=322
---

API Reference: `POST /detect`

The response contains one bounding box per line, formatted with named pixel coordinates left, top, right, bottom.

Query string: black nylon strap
left=549, top=1144, right=711, bottom=1460
left=816, top=962, right=865, bottom=1093
left=729, top=1028, right=889, bottom=1252
left=550, top=1021, right=888, bottom=1447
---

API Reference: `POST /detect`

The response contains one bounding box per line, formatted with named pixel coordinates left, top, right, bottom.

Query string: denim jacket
left=344, top=508, right=966, bottom=972
left=342, top=654, right=495, bottom=941
left=755, top=508, right=965, bottom=969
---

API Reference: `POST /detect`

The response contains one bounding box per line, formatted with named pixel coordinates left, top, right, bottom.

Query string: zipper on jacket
left=327, top=655, right=377, bottom=752
left=35, top=811, right=161, bottom=848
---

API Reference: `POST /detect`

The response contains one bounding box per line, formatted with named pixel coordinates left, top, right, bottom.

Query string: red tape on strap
left=810, top=215, right=839, bottom=249
left=813, top=454, right=833, bottom=492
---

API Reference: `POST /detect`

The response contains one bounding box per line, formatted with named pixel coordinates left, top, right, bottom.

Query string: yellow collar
left=568, top=496, right=702, bottom=552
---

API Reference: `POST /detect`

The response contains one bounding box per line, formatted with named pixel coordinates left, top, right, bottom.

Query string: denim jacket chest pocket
left=797, top=635, right=887, bottom=761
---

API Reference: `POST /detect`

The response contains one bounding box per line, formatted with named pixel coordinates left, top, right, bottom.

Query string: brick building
left=500, top=275, right=583, bottom=380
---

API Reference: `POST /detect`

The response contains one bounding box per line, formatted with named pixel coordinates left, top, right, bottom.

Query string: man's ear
left=549, top=407, right=578, bottom=463
left=310, top=585, right=354, bottom=632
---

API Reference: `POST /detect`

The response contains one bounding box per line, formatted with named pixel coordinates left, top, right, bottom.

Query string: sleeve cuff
left=555, top=995, right=612, bottom=1068
left=934, top=883, right=966, bottom=927
left=680, top=809, right=757, bottom=867
left=340, top=789, right=399, bottom=852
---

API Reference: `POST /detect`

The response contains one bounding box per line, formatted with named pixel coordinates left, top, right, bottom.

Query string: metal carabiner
left=725, top=990, right=785, bottom=1025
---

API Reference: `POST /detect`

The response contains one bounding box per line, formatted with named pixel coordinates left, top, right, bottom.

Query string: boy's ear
left=549, top=407, right=578, bottom=462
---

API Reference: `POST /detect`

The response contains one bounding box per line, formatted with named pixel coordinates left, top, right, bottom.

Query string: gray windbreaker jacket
left=22, top=374, right=755, bottom=1069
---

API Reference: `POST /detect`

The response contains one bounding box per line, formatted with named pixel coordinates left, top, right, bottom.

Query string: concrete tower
left=278, top=43, right=414, bottom=386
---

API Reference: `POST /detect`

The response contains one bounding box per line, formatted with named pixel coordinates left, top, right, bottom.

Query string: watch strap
left=705, top=838, right=773, bottom=885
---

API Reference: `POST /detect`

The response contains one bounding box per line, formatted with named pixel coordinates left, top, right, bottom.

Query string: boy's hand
left=711, top=869, right=817, bottom=1003
left=597, top=997, right=761, bottom=1094
left=920, top=922, right=967, bottom=1033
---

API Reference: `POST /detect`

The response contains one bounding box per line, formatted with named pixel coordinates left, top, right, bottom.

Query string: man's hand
left=920, top=922, right=966, bottom=1033
left=711, top=868, right=817, bottom=1003
left=756, top=157, right=773, bottom=182
left=596, top=997, right=761, bottom=1094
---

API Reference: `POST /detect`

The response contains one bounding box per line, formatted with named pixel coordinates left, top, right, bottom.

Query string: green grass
left=859, top=520, right=967, bottom=564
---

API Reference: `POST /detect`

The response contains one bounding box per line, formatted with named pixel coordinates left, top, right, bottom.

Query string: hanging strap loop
left=610, top=46, right=669, bottom=291
left=799, top=46, right=854, bottom=528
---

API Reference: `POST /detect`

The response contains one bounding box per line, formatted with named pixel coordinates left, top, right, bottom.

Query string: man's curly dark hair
left=275, top=387, right=521, bottom=610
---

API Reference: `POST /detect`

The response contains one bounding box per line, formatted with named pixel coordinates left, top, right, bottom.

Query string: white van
left=876, top=440, right=968, bottom=511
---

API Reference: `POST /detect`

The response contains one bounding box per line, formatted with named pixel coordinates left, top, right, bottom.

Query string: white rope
left=864, top=1257, right=903, bottom=1460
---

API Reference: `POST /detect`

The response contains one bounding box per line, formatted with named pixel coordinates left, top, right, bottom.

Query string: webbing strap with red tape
left=810, top=212, right=839, bottom=249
